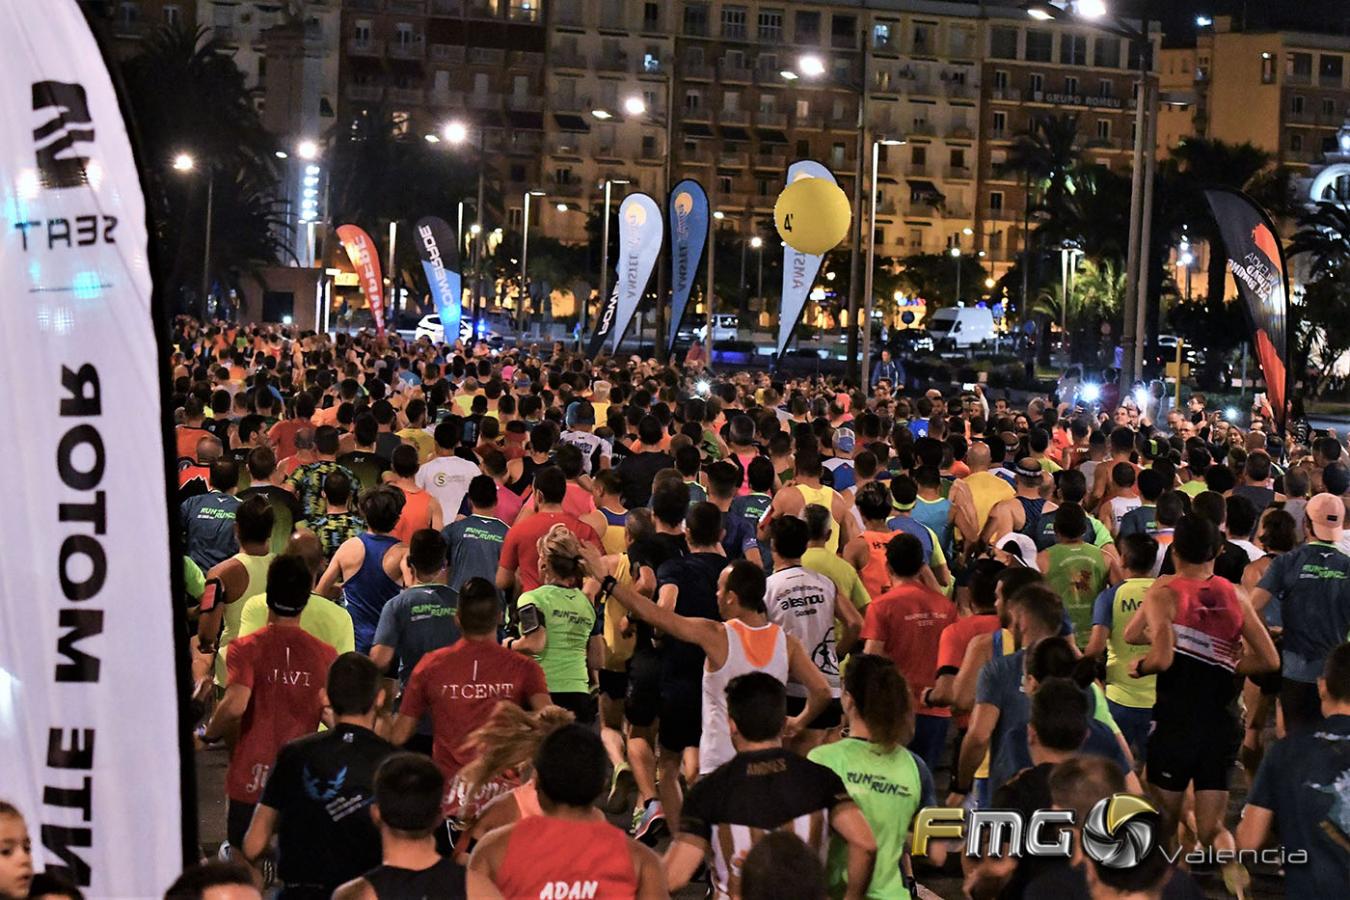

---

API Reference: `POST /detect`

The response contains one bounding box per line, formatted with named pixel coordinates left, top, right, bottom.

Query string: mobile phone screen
left=199, top=578, right=223, bottom=612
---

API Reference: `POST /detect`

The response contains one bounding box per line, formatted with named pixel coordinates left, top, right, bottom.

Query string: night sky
left=982, top=0, right=1350, bottom=43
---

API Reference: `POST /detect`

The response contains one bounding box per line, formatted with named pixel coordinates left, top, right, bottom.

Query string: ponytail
left=843, top=654, right=913, bottom=750
left=456, top=702, right=575, bottom=800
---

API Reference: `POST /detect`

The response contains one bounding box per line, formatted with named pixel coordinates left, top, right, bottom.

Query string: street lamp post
left=751, top=235, right=764, bottom=304
left=521, top=190, right=546, bottom=323
left=861, top=137, right=905, bottom=385
left=442, top=119, right=488, bottom=330
left=950, top=246, right=962, bottom=305
left=174, top=152, right=214, bottom=319
left=708, top=209, right=724, bottom=366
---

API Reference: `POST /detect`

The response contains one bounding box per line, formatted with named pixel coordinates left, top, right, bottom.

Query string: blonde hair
left=457, top=702, right=575, bottom=799
left=536, top=523, right=592, bottom=586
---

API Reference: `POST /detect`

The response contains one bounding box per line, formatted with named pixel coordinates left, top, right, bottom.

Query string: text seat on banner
left=0, top=0, right=187, bottom=895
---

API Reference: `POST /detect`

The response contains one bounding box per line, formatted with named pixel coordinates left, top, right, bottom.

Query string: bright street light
left=1077, top=0, right=1108, bottom=19
left=1027, top=5, right=1055, bottom=20
left=985, top=277, right=996, bottom=289
left=172, top=153, right=195, bottom=172
left=469, top=224, right=482, bottom=236
left=750, top=236, right=763, bottom=249
left=274, top=150, right=288, bottom=160
left=798, top=54, right=826, bottom=77
left=296, top=139, right=319, bottom=161
left=1196, top=15, right=1213, bottom=27
left=556, top=202, right=569, bottom=212
left=623, top=95, right=647, bottom=116
left=949, top=246, right=961, bottom=257
left=779, top=69, right=799, bottom=81
left=962, top=227, right=974, bottom=236
left=424, top=133, right=440, bottom=143
left=712, top=210, right=725, bottom=220
left=527, top=189, right=546, bottom=197
left=443, top=120, right=469, bottom=144
left=590, top=108, right=613, bottom=120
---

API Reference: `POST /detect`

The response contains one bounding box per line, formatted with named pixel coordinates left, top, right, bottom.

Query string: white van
left=928, top=306, right=996, bottom=350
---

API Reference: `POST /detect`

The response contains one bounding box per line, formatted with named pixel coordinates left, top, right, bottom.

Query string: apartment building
left=338, top=0, right=550, bottom=227
left=1180, top=16, right=1350, bottom=171
left=539, top=0, right=676, bottom=244
left=976, top=6, right=1158, bottom=283
left=88, top=0, right=197, bottom=57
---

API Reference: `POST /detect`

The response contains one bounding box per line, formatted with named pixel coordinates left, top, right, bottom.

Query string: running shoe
left=606, top=763, right=637, bottom=815
left=631, top=799, right=668, bottom=846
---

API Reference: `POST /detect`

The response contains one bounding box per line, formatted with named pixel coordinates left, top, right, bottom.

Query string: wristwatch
left=599, top=574, right=618, bottom=598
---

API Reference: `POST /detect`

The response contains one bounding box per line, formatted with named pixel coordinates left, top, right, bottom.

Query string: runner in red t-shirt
left=496, top=468, right=600, bottom=595
left=391, top=579, right=551, bottom=821
left=860, top=531, right=953, bottom=772
left=927, top=559, right=1003, bottom=731
left=203, top=555, right=337, bottom=853
left=467, top=725, right=665, bottom=899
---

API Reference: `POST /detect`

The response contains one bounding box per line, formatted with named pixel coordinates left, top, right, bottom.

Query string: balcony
left=346, top=84, right=384, bottom=102
left=946, top=165, right=973, bottom=180
left=389, top=37, right=427, bottom=61
left=468, top=47, right=504, bottom=65
left=683, top=104, right=712, bottom=122
left=720, top=61, right=753, bottom=83
left=984, top=207, right=1016, bottom=221
left=111, top=17, right=149, bottom=38
left=795, top=113, right=825, bottom=129
left=681, top=147, right=713, bottom=165
left=719, top=151, right=749, bottom=168
left=596, top=53, right=629, bottom=73
left=552, top=50, right=586, bottom=70
left=430, top=43, right=465, bottom=64
left=549, top=137, right=584, bottom=157
left=907, top=162, right=929, bottom=176
left=347, top=37, right=384, bottom=57
left=719, top=108, right=750, bottom=126
left=683, top=63, right=714, bottom=81
left=553, top=2, right=584, bottom=27
left=754, top=151, right=787, bottom=170
left=550, top=181, right=584, bottom=198
left=756, top=110, right=787, bottom=127
left=507, top=1, right=540, bottom=22
left=388, top=86, right=424, bottom=105
left=877, top=200, right=899, bottom=215
left=389, top=0, right=426, bottom=12
left=468, top=91, right=501, bottom=109
left=908, top=121, right=936, bottom=137
left=945, top=82, right=977, bottom=101
left=429, top=0, right=461, bottom=13
left=640, top=144, right=664, bottom=161
left=948, top=125, right=974, bottom=140
left=510, top=50, right=544, bottom=69
left=989, top=87, right=1019, bottom=102
left=1287, top=107, right=1317, bottom=124
left=595, top=145, right=623, bottom=160
left=872, top=37, right=900, bottom=56
left=550, top=94, right=587, bottom=113
left=637, top=57, right=667, bottom=77
left=428, top=88, right=465, bottom=108
left=508, top=94, right=544, bottom=112
left=829, top=111, right=858, bottom=129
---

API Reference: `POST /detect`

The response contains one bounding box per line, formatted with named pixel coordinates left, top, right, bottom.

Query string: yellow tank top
left=216, top=551, right=276, bottom=686
left=962, top=471, right=1014, bottom=539
left=796, top=483, right=841, bottom=553
left=601, top=554, right=637, bottom=669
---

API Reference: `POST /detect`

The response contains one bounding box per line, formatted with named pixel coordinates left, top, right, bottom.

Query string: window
left=795, top=10, right=820, bottom=44
left=1030, top=72, right=1044, bottom=94
left=831, top=97, right=845, bottom=119
left=1060, top=33, right=1087, bottom=66
left=874, top=226, right=886, bottom=246
left=163, top=4, right=181, bottom=25
left=1288, top=52, right=1313, bottom=82
left=994, top=69, right=1009, bottom=90
left=1290, top=133, right=1303, bottom=151
left=1026, top=30, right=1053, bottom=62
left=990, top=231, right=1003, bottom=250
left=1323, top=135, right=1338, bottom=153
left=1261, top=52, right=1275, bottom=84
left=873, top=23, right=892, bottom=50
left=1324, top=98, right=1337, bottom=116
left=758, top=94, right=776, bottom=114
left=643, top=51, right=661, bottom=73
left=992, top=111, right=1007, bottom=136
left=508, top=207, right=522, bottom=228
left=1094, top=35, right=1121, bottom=68
left=796, top=99, right=810, bottom=117
left=989, top=191, right=1004, bottom=211
left=1065, top=76, right=1078, bottom=95
left=513, top=74, right=529, bottom=98
left=395, top=23, right=415, bottom=46
left=721, top=5, right=747, bottom=39
left=684, top=90, right=701, bottom=111
left=1098, top=79, right=1113, bottom=97
left=990, top=26, right=1018, bottom=60
left=472, top=72, right=490, bottom=95
left=718, top=175, right=733, bottom=193
left=950, top=148, right=966, bottom=168
left=949, top=25, right=975, bottom=58
left=1292, top=95, right=1305, bottom=114
left=723, top=91, right=741, bottom=112
left=831, top=142, right=846, bottom=167
left=642, top=134, right=657, bottom=156
left=758, top=9, right=782, bottom=41
left=758, top=178, right=774, bottom=196
left=642, top=2, right=660, bottom=31
left=757, top=52, right=778, bottom=74
left=354, top=19, right=372, bottom=42
left=1096, top=119, right=1110, bottom=141
left=510, top=164, right=525, bottom=183
left=796, top=139, right=810, bottom=157
left=911, top=145, right=927, bottom=165
left=683, top=3, right=708, bottom=36
left=912, top=23, right=931, bottom=55
left=1321, top=54, right=1344, bottom=86
left=831, top=15, right=856, bottom=50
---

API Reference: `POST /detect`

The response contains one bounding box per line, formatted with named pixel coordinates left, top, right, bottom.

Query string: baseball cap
left=833, top=428, right=856, bottom=455
left=566, top=400, right=595, bottom=427
left=999, top=533, right=1041, bottom=571
left=1306, top=492, right=1345, bottom=543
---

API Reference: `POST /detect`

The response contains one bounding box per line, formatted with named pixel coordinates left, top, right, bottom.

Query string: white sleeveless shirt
left=699, top=619, right=788, bottom=775
left=764, top=565, right=841, bottom=698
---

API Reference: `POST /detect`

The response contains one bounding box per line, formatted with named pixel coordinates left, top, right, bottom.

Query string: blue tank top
left=344, top=532, right=402, bottom=652
left=1016, top=496, right=1048, bottom=539
left=601, top=507, right=627, bottom=528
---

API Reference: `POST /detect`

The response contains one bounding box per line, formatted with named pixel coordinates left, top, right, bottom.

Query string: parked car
left=891, top=328, right=935, bottom=356
left=928, top=307, right=997, bottom=350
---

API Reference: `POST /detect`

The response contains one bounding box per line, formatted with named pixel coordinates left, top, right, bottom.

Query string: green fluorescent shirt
left=808, top=737, right=934, bottom=900
left=517, top=584, right=596, bottom=694
left=1045, top=542, right=1108, bottom=646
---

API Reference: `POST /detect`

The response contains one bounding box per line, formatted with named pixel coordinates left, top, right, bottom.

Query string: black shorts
left=550, top=691, right=597, bottom=725
left=658, top=684, right=702, bottom=753
left=785, top=694, right=844, bottom=730
left=1280, top=679, right=1324, bottom=734
left=226, top=799, right=256, bottom=852
left=1146, top=715, right=1241, bottom=793
left=598, top=667, right=629, bottom=700
left=1249, top=636, right=1283, bottom=696
left=625, top=652, right=662, bottom=728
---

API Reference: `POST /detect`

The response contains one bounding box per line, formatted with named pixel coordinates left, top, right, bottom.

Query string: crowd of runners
left=4, top=318, right=1350, bottom=900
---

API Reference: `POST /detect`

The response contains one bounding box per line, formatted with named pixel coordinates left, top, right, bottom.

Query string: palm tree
left=1289, top=199, right=1350, bottom=282
left=120, top=24, right=287, bottom=313
left=1001, top=114, right=1083, bottom=227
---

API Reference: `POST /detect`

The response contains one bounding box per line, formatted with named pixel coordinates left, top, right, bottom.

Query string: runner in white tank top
left=699, top=619, right=788, bottom=775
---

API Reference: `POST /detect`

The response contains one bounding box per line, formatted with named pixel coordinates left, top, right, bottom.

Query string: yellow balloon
left=774, top=177, right=852, bottom=255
